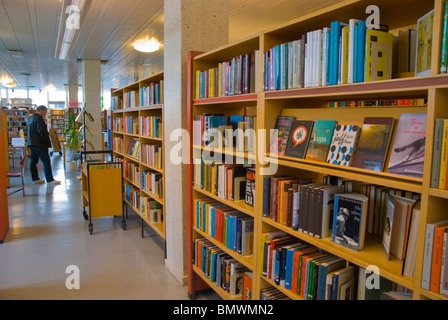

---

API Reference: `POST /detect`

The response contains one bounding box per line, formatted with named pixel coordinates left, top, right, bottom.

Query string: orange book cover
left=291, top=247, right=317, bottom=294
left=430, top=225, right=448, bottom=292
left=242, top=272, right=253, bottom=300
left=300, top=252, right=323, bottom=297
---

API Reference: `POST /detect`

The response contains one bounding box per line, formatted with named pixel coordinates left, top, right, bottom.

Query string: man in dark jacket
left=27, top=105, right=60, bottom=185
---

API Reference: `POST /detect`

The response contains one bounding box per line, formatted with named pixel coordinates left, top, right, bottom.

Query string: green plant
left=64, top=112, right=81, bottom=160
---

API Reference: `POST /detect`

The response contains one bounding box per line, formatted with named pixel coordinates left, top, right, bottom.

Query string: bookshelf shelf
left=188, top=0, right=448, bottom=301
left=192, top=265, right=242, bottom=300
left=112, top=72, right=165, bottom=246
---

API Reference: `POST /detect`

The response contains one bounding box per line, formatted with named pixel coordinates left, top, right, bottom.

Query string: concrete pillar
left=163, top=0, right=229, bottom=284
left=81, top=59, right=102, bottom=152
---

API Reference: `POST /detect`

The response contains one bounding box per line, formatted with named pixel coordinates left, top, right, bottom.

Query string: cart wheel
left=50, top=152, right=53, bottom=156
left=59, top=152, right=62, bottom=156
left=122, top=220, right=127, bottom=230
left=88, top=223, right=93, bottom=234
left=82, top=210, right=88, bottom=220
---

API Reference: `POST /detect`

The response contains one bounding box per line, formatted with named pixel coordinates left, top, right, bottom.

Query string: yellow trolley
left=80, top=150, right=126, bottom=234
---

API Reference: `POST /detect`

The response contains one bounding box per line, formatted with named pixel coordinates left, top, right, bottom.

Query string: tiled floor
left=0, top=155, right=219, bottom=300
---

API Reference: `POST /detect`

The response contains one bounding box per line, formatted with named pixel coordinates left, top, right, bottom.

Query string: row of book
left=126, top=139, right=140, bottom=159
left=328, top=98, right=427, bottom=108
left=113, top=117, right=123, bottom=133
left=193, top=198, right=254, bottom=256
left=271, top=112, right=427, bottom=179
left=123, top=116, right=138, bottom=135
left=140, top=116, right=162, bottom=138
left=140, top=80, right=164, bottom=106
left=140, top=170, right=163, bottom=199
left=124, top=90, right=140, bottom=109
left=113, top=137, right=123, bottom=154
left=125, top=183, right=140, bottom=209
left=139, top=196, right=163, bottom=223
left=431, top=118, right=448, bottom=190
left=124, top=161, right=139, bottom=185
left=193, top=237, right=250, bottom=298
left=193, top=114, right=256, bottom=151
left=140, top=144, right=162, bottom=169
left=193, top=158, right=255, bottom=207
left=260, top=231, right=412, bottom=300
left=259, top=287, right=289, bottom=300
left=195, top=52, right=256, bottom=100
left=111, top=95, right=123, bottom=111
left=421, top=218, right=448, bottom=297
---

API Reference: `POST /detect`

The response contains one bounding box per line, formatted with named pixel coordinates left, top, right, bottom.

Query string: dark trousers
left=29, top=146, right=54, bottom=182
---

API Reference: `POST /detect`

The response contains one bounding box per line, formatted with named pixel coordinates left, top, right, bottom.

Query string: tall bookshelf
left=188, top=0, right=448, bottom=300
left=49, top=109, right=66, bottom=141
left=111, top=72, right=166, bottom=243
left=5, top=109, right=34, bottom=144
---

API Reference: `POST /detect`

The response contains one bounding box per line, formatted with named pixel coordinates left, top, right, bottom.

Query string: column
left=81, top=59, right=103, bottom=152
left=163, top=0, right=229, bottom=284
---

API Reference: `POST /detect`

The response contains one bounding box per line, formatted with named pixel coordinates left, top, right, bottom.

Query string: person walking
left=27, top=105, right=60, bottom=185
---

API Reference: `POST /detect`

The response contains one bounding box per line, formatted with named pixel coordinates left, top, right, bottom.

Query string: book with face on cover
left=387, top=113, right=426, bottom=178
left=305, top=120, right=336, bottom=162
left=326, top=124, right=361, bottom=167
left=269, top=116, right=295, bottom=156
left=352, top=117, right=395, bottom=172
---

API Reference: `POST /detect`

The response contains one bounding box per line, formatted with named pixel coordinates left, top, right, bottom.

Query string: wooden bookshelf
left=111, top=72, right=166, bottom=242
left=187, top=0, right=448, bottom=300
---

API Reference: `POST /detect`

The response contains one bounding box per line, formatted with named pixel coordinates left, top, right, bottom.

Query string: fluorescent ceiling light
left=3, top=82, right=17, bottom=88
left=0, top=75, right=13, bottom=84
left=133, top=37, right=161, bottom=53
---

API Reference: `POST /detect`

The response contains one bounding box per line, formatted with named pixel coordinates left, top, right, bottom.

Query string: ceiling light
left=133, top=37, right=161, bottom=53
left=3, top=82, right=17, bottom=88
left=0, top=75, right=13, bottom=84
left=45, top=84, right=56, bottom=91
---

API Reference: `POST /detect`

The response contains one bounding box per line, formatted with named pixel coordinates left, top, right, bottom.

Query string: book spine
left=431, top=119, right=444, bottom=188
left=441, top=2, right=448, bottom=74
left=440, top=230, right=448, bottom=296
left=422, top=223, right=436, bottom=290
left=430, top=226, right=447, bottom=292
left=440, top=120, right=448, bottom=189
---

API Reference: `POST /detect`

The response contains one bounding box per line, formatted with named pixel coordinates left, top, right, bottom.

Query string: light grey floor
left=0, top=154, right=219, bottom=300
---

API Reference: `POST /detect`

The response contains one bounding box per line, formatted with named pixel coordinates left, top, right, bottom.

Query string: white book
left=440, top=231, right=447, bottom=295
left=422, top=219, right=448, bottom=290
left=288, top=41, right=294, bottom=89
left=322, top=27, right=330, bottom=87
left=348, top=19, right=360, bottom=84
left=316, top=29, right=323, bottom=87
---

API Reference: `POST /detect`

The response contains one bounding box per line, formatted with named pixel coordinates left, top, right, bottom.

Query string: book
left=421, top=218, right=448, bottom=290
left=316, top=257, right=346, bottom=300
left=245, top=168, right=255, bottom=206
left=387, top=113, right=427, bottom=178
left=441, top=2, right=448, bottom=74
left=331, top=266, right=355, bottom=300
left=365, top=29, right=394, bottom=82
left=415, top=9, right=434, bottom=77
left=269, top=116, right=295, bottom=156
left=398, top=29, right=417, bottom=74
left=242, top=271, right=253, bottom=300
left=440, top=119, right=448, bottom=190
left=441, top=230, right=448, bottom=297
left=332, top=193, right=368, bottom=251
left=430, top=224, right=448, bottom=292
left=284, top=120, right=314, bottom=159
left=305, top=120, right=336, bottom=162
left=352, top=117, right=395, bottom=172
left=326, top=124, right=361, bottom=167
left=402, top=200, right=421, bottom=277
left=431, top=119, right=444, bottom=188
left=357, top=267, right=395, bottom=300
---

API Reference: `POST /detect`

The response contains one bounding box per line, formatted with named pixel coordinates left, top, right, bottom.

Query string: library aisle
left=0, top=156, right=214, bottom=300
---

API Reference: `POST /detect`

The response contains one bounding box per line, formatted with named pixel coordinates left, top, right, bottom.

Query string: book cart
left=80, top=150, right=126, bottom=234
left=49, top=128, right=62, bottom=156
left=187, top=0, right=448, bottom=300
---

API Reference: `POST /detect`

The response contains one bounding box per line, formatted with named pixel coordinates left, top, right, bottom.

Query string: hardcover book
left=269, top=116, right=295, bottom=156
left=284, top=120, right=314, bottom=159
left=326, top=124, right=361, bottom=167
left=305, top=120, right=336, bottom=162
left=352, top=117, right=395, bottom=171
left=387, top=113, right=427, bottom=178
left=365, top=29, right=394, bottom=82
left=332, top=193, right=368, bottom=251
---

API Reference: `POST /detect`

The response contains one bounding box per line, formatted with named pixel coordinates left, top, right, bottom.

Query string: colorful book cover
left=326, top=124, right=361, bottom=166
left=416, top=9, right=434, bottom=77
left=269, top=116, right=295, bottom=156
left=387, top=113, right=427, bottom=178
left=352, top=117, right=395, bottom=171
left=284, top=120, right=314, bottom=159
left=306, top=120, right=336, bottom=162
left=332, top=193, right=368, bottom=251
left=365, top=29, right=394, bottom=82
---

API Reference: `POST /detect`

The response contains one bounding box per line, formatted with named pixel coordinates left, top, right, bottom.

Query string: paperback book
left=352, top=117, right=395, bottom=172
left=284, top=120, right=314, bottom=159
left=305, top=120, right=337, bottom=162
left=270, top=116, right=295, bottom=156
left=387, top=113, right=427, bottom=178
left=326, top=124, right=361, bottom=167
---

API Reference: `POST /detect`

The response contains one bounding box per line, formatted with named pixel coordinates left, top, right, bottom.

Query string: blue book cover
left=329, top=21, right=341, bottom=85
left=354, top=24, right=359, bottom=83
left=211, top=207, right=216, bottom=238
left=210, top=251, right=217, bottom=282
left=357, top=20, right=366, bottom=83
left=201, top=72, right=205, bottom=98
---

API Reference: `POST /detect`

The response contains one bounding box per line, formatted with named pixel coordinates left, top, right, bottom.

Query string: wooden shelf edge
left=260, top=275, right=304, bottom=300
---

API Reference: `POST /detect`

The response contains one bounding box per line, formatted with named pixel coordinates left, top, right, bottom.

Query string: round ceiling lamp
left=133, top=37, right=161, bottom=53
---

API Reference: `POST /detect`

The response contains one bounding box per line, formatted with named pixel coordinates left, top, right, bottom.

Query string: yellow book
left=439, top=119, right=448, bottom=189
left=211, top=164, right=216, bottom=194
left=195, top=70, right=200, bottom=100
left=342, top=26, right=349, bottom=84
left=365, top=29, right=394, bottom=82
left=218, top=63, right=223, bottom=97
left=209, top=67, right=215, bottom=98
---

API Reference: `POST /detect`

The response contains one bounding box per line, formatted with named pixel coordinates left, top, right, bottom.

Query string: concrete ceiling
left=0, top=0, right=344, bottom=93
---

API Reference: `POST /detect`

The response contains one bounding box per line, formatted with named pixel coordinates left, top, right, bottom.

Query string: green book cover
left=305, top=120, right=336, bottom=162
